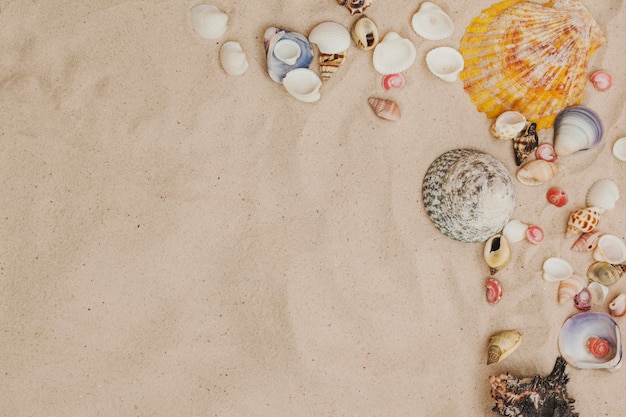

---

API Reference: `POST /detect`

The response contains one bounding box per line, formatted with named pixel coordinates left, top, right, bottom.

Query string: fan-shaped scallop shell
left=422, top=149, right=516, bottom=243
left=459, top=0, right=606, bottom=130
left=586, top=178, right=619, bottom=213
left=308, top=21, right=351, bottom=54
left=219, top=41, right=249, bottom=76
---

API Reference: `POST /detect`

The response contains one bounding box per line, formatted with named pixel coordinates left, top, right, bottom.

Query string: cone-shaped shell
left=484, top=234, right=511, bottom=275
left=487, top=330, right=522, bottom=364
left=368, top=98, right=401, bottom=121
left=512, top=122, right=538, bottom=166
left=319, top=51, right=346, bottom=83
left=516, top=160, right=563, bottom=186
left=566, top=207, right=600, bottom=237
left=571, top=231, right=600, bottom=252
left=459, top=0, right=606, bottom=130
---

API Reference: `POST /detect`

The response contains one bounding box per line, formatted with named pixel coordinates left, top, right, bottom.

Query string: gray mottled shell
left=422, top=149, right=516, bottom=243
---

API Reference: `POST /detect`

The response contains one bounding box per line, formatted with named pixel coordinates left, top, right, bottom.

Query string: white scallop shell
left=588, top=282, right=609, bottom=305
left=613, top=137, right=626, bottom=161
left=190, top=4, right=228, bottom=39
left=586, top=178, right=619, bottom=213
left=411, top=2, right=454, bottom=40
left=219, top=41, right=249, bottom=76
left=372, top=32, right=417, bottom=75
left=282, top=68, right=322, bottom=103
left=308, top=21, right=351, bottom=54
left=593, top=234, right=626, bottom=264
left=502, top=219, right=528, bottom=243
left=425, top=46, right=464, bottom=82
left=543, top=257, right=574, bottom=282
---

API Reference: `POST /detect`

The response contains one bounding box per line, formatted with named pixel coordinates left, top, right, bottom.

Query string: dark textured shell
left=336, top=0, right=372, bottom=15
left=422, top=149, right=516, bottom=243
left=513, top=122, right=538, bottom=166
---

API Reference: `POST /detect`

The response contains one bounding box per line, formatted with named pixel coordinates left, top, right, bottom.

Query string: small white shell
left=411, top=2, right=454, bottom=41
left=543, top=257, right=574, bottom=282
left=190, top=4, right=228, bottom=39
left=309, top=21, right=351, bottom=54
left=588, top=282, right=609, bottom=305
left=490, top=111, right=527, bottom=141
left=282, top=68, right=322, bottom=103
left=516, top=160, right=563, bottom=186
left=425, top=46, right=464, bottom=82
left=219, top=41, right=249, bottom=76
left=372, top=32, right=417, bottom=75
left=502, top=219, right=528, bottom=243
left=613, top=137, right=626, bottom=161
left=586, top=178, right=619, bottom=213
left=593, top=234, right=626, bottom=264
left=273, top=39, right=302, bottom=65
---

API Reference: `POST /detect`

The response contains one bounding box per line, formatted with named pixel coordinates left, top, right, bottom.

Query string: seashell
left=571, top=231, right=601, bottom=252
left=282, top=68, right=322, bottom=103
left=381, top=73, right=404, bottom=90
left=553, top=106, right=604, bottom=156
left=609, top=293, right=626, bottom=318
left=559, top=312, right=622, bottom=371
left=264, top=27, right=314, bottom=83
left=367, top=97, right=400, bottom=121
left=502, top=219, right=528, bottom=244
left=525, top=225, right=544, bottom=245
left=336, top=0, right=371, bottom=15
left=587, top=261, right=626, bottom=287
left=350, top=15, right=379, bottom=50
left=219, top=41, right=249, bottom=76
left=558, top=274, right=587, bottom=305
left=543, top=257, right=573, bottom=282
left=588, top=282, right=609, bottom=305
left=425, top=46, right=464, bottom=82
left=489, top=111, right=526, bottom=141
left=319, top=51, right=346, bottom=83
left=593, top=234, right=626, bottom=264
left=546, top=187, right=568, bottom=208
left=587, top=336, right=612, bottom=358
left=512, top=122, right=538, bottom=166
left=484, top=233, right=511, bottom=275
left=589, top=70, right=612, bottom=92
left=536, top=143, right=557, bottom=162
left=486, top=278, right=503, bottom=304
left=487, top=329, right=522, bottom=365
left=422, top=149, right=516, bottom=243
left=489, top=357, right=578, bottom=416
left=574, top=288, right=592, bottom=311
left=411, top=2, right=454, bottom=41
left=190, top=4, right=228, bottom=39
left=566, top=207, right=600, bottom=237
left=612, top=137, right=626, bottom=161
left=308, top=21, right=351, bottom=54
left=459, top=0, right=605, bottom=130
left=373, top=32, right=417, bottom=75
left=516, top=160, right=563, bottom=186
left=586, top=178, right=619, bottom=213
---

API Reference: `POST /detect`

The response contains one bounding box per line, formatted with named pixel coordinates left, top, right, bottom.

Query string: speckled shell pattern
left=459, top=0, right=606, bottom=130
left=422, top=149, right=516, bottom=243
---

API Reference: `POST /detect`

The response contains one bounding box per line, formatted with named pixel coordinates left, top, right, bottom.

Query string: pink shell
left=526, top=225, right=544, bottom=244
left=574, top=288, right=592, bottom=311
left=546, top=187, right=568, bottom=207
left=381, top=73, right=405, bottom=90
left=536, top=143, right=557, bottom=162
left=589, top=70, right=612, bottom=92
left=571, top=231, right=601, bottom=252
left=368, top=97, right=401, bottom=121
left=587, top=336, right=611, bottom=358
left=485, top=278, right=503, bottom=304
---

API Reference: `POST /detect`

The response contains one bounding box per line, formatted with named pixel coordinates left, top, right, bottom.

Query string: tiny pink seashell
left=536, top=143, right=557, bottom=162
left=368, top=97, right=401, bottom=121
left=574, top=288, right=592, bottom=311
left=485, top=278, right=503, bottom=304
left=571, top=231, right=601, bottom=252
left=546, top=187, right=567, bottom=207
left=526, top=225, right=544, bottom=244
left=381, top=73, right=405, bottom=90
left=589, top=70, right=612, bottom=92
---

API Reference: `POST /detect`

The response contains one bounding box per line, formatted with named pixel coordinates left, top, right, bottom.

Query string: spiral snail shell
left=587, top=336, right=611, bottom=358
left=487, top=330, right=523, bottom=365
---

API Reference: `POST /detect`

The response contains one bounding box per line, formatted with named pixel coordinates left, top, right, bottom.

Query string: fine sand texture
left=2, top=0, right=626, bottom=415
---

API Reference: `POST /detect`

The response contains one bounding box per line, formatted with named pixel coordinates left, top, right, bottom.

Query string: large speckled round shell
left=459, top=0, right=606, bottom=130
left=422, top=149, right=516, bottom=243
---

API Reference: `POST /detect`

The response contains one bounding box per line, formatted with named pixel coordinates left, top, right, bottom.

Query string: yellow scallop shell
left=459, top=0, right=605, bottom=130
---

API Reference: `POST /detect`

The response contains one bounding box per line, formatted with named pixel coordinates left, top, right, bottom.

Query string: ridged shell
left=558, top=274, right=587, bottom=305
left=190, top=4, right=228, bottom=39
left=554, top=106, right=604, bottom=156
left=512, top=122, right=538, bottom=166
left=308, top=21, right=351, bottom=54
left=609, top=293, right=626, bottom=318
left=367, top=98, right=400, bottom=121
left=264, top=27, right=314, bottom=83
left=571, top=231, right=600, bottom=252
left=219, top=41, right=249, bottom=76
left=586, top=178, right=619, bottom=213
left=486, top=278, right=503, bottom=304
left=411, top=2, right=454, bottom=41
left=373, top=32, right=416, bottom=75
left=351, top=15, right=379, bottom=50
left=319, top=51, right=346, bottom=83
left=593, top=234, right=626, bottom=264
left=490, top=111, right=526, bottom=141
left=459, top=0, right=606, bottom=130
left=566, top=207, right=600, bottom=237
left=422, top=149, right=516, bottom=243
left=487, top=330, right=522, bottom=365
left=484, top=234, right=511, bottom=275
left=587, top=261, right=626, bottom=287
left=516, top=160, right=563, bottom=186
left=337, top=0, right=371, bottom=15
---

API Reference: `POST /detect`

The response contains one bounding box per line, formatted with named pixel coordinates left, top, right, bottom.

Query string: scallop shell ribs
left=459, top=0, right=606, bottom=130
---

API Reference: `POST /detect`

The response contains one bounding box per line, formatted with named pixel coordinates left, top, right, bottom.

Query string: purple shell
left=553, top=106, right=604, bottom=156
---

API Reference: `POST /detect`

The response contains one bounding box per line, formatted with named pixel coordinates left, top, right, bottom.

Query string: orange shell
left=459, top=0, right=606, bottom=130
left=566, top=207, right=600, bottom=237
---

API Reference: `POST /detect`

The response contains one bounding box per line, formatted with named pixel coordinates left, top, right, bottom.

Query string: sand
left=1, top=0, right=625, bottom=415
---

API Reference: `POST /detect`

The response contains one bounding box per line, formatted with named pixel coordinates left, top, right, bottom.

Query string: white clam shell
left=553, top=106, right=604, bottom=156
left=425, top=46, right=464, bottom=82
left=559, top=312, right=623, bottom=371
left=219, top=41, right=249, bottom=76
left=309, top=21, right=350, bottom=54
left=273, top=39, right=302, bottom=65
left=612, top=137, right=626, bottom=161
left=502, top=219, right=528, bottom=243
left=588, top=282, right=609, bottom=305
left=586, top=178, right=619, bottom=213
left=411, top=2, right=454, bottom=40
left=282, top=68, right=322, bottom=103
left=490, top=111, right=527, bottom=141
left=372, top=32, right=417, bottom=75
left=190, top=4, right=228, bottom=39
left=543, top=257, right=574, bottom=282
left=593, top=234, right=626, bottom=264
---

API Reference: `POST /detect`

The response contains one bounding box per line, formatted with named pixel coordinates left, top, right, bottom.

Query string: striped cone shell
left=319, top=51, right=346, bottom=82
left=368, top=97, right=401, bottom=121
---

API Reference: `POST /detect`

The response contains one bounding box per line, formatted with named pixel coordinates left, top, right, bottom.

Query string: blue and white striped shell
left=422, top=149, right=516, bottom=243
left=264, top=27, right=314, bottom=83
